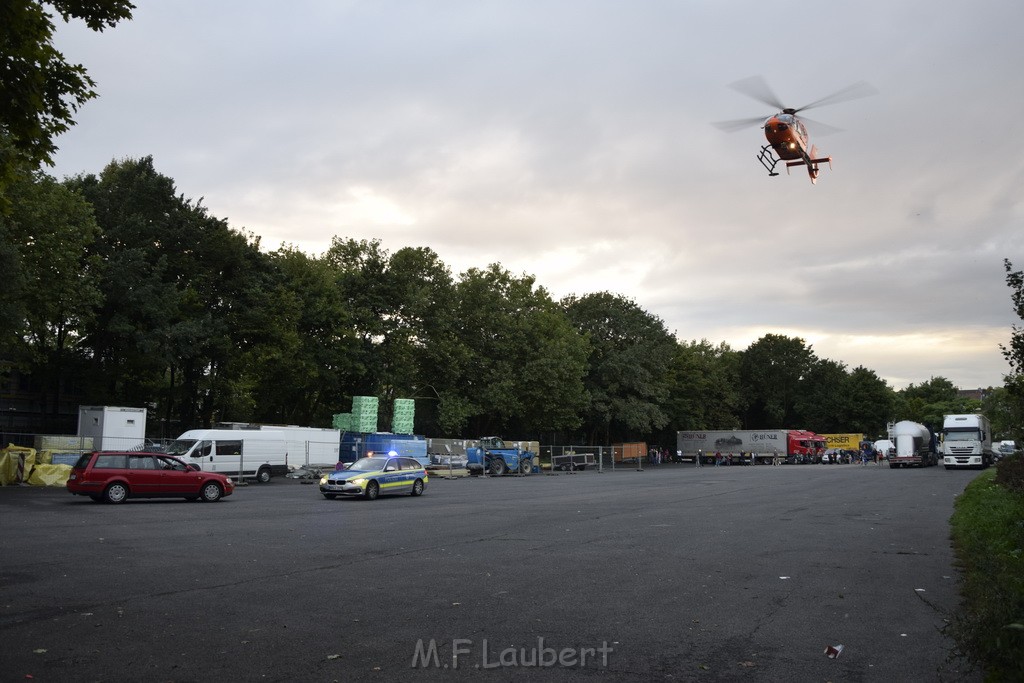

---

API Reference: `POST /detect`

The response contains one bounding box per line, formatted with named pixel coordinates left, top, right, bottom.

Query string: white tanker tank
left=889, top=420, right=937, bottom=468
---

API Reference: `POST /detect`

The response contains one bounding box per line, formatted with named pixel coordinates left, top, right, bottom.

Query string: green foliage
left=995, top=453, right=1024, bottom=494
left=0, top=0, right=134, bottom=209
left=66, top=157, right=279, bottom=428
left=1000, top=260, right=1024, bottom=443
left=666, top=339, right=740, bottom=431
left=563, top=292, right=675, bottom=442
left=948, top=469, right=1024, bottom=679
left=0, top=170, right=100, bottom=428
left=843, top=366, right=895, bottom=437
left=793, top=357, right=849, bottom=433
left=896, top=376, right=978, bottom=428
left=447, top=265, right=588, bottom=436
left=982, top=384, right=1024, bottom=443
left=738, top=333, right=816, bottom=428
left=252, top=247, right=358, bottom=426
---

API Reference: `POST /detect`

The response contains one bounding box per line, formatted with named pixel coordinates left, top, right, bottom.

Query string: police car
left=319, top=456, right=428, bottom=500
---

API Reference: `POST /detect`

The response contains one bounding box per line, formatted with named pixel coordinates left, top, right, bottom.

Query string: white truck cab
left=941, top=414, right=993, bottom=470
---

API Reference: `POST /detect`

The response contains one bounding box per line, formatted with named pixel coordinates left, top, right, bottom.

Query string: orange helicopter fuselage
left=760, top=111, right=830, bottom=183
left=762, top=112, right=809, bottom=160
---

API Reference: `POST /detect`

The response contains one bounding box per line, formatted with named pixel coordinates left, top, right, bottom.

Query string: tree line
left=0, top=157, right=1017, bottom=444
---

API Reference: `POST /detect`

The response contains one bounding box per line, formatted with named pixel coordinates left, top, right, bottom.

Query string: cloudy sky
left=49, top=1, right=1024, bottom=390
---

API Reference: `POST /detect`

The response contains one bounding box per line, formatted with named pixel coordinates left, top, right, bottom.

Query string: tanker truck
left=888, top=420, right=937, bottom=468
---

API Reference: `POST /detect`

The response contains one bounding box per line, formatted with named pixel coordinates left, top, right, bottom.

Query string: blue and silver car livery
left=319, top=456, right=428, bottom=500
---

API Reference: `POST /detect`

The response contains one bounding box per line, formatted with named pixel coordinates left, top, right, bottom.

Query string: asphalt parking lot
left=0, top=463, right=984, bottom=681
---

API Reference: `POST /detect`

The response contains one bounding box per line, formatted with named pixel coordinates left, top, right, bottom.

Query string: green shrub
left=995, top=453, right=1024, bottom=493
left=949, top=469, right=1024, bottom=680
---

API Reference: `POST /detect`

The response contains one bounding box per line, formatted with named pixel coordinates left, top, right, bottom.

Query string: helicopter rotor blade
left=726, top=75, right=786, bottom=111
left=712, top=115, right=768, bottom=133
left=793, top=80, right=878, bottom=114
left=798, top=115, right=845, bottom=137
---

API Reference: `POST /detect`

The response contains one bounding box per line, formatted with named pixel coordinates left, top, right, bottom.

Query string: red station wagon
left=67, top=451, right=235, bottom=504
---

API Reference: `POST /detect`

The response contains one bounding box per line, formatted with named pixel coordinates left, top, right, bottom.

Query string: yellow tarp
left=27, top=463, right=72, bottom=487
left=0, top=445, right=37, bottom=486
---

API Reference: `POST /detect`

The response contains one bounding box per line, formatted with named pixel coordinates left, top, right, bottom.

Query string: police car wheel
left=364, top=481, right=380, bottom=500
left=411, top=479, right=424, bottom=496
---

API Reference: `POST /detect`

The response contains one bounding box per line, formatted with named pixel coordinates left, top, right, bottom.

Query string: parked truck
left=676, top=429, right=826, bottom=465
left=888, top=420, right=937, bottom=468
left=941, top=414, right=993, bottom=470
left=465, top=436, right=536, bottom=476
left=821, top=433, right=866, bottom=452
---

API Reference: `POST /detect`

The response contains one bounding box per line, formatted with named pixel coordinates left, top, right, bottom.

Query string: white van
left=166, top=429, right=289, bottom=483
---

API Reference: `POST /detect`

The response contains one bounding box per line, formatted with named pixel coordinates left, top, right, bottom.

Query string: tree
left=895, top=376, right=972, bottom=428
left=69, top=157, right=274, bottom=431
left=738, top=334, right=816, bottom=428
left=563, top=292, right=676, bottom=443
left=445, top=265, right=588, bottom=437
left=844, top=366, right=896, bottom=437
left=793, top=358, right=849, bottom=433
left=323, top=239, right=462, bottom=431
left=0, top=170, right=101, bottom=429
left=999, top=258, right=1024, bottom=441
left=0, top=0, right=134, bottom=208
left=250, top=246, right=358, bottom=426
left=981, top=384, right=1024, bottom=443
left=665, top=339, right=741, bottom=431
left=323, top=237, right=391, bottom=395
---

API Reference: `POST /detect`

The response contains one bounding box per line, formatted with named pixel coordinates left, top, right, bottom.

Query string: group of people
left=820, top=449, right=881, bottom=465
left=647, top=446, right=671, bottom=464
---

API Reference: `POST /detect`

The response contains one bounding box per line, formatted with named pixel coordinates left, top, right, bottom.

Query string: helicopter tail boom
left=785, top=152, right=832, bottom=184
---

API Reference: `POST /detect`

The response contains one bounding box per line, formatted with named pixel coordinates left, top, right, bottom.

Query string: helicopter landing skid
left=757, top=145, right=780, bottom=176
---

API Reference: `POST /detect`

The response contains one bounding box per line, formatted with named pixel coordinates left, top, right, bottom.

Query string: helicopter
left=715, top=76, right=876, bottom=184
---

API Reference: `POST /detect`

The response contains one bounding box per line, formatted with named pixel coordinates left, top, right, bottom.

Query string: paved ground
left=0, top=462, right=984, bottom=681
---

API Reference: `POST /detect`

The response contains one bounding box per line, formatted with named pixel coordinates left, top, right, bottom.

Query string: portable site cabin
left=77, top=406, right=147, bottom=451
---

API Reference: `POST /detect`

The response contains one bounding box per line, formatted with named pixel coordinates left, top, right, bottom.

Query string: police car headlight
left=350, top=478, right=366, bottom=486
left=319, top=475, right=329, bottom=485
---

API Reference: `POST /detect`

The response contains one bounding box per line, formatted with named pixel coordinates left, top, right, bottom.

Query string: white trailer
left=888, top=421, right=936, bottom=468
left=941, top=414, right=993, bottom=470
left=676, top=430, right=790, bottom=465
left=166, top=429, right=289, bottom=483
left=257, top=425, right=341, bottom=466
left=77, top=406, right=147, bottom=451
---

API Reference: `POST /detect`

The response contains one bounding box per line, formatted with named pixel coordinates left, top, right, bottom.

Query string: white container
left=77, top=406, right=147, bottom=451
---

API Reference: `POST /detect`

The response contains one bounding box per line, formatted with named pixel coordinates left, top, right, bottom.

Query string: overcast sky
left=49, top=1, right=1024, bottom=390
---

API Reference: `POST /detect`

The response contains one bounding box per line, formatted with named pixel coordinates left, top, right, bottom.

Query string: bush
left=995, top=453, right=1024, bottom=493
left=949, top=469, right=1024, bottom=680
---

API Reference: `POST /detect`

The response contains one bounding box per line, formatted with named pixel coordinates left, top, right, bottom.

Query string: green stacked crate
left=351, top=396, right=379, bottom=433
left=332, top=413, right=352, bottom=431
left=392, top=398, right=415, bottom=435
